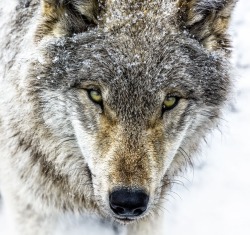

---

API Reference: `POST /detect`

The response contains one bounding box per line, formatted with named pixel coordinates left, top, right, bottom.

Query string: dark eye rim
left=162, top=96, right=180, bottom=112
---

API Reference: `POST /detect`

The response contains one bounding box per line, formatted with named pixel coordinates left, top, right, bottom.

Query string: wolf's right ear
left=176, top=0, right=237, bottom=52
left=35, top=0, right=99, bottom=42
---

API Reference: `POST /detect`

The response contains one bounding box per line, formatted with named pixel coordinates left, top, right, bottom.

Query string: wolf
left=0, top=0, right=237, bottom=234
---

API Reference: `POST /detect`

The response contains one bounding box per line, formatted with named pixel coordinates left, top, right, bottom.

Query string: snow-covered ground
left=1, top=0, right=249, bottom=234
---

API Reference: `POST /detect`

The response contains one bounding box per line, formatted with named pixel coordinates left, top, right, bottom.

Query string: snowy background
left=0, top=0, right=250, bottom=234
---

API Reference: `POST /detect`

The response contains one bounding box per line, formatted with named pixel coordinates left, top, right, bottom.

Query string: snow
left=1, top=0, right=250, bottom=234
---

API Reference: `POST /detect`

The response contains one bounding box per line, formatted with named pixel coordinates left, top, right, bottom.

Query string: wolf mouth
left=114, top=216, right=138, bottom=224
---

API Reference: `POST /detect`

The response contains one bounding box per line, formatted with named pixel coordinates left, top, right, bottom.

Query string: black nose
left=109, top=188, right=149, bottom=218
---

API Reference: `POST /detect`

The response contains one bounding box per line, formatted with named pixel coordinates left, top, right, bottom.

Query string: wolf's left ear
left=35, top=0, right=99, bottom=42
left=177, top=0, right=237, bottom=52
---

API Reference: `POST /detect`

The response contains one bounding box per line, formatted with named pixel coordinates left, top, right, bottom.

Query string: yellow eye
left=163, top=96, right=179, bottom=110
left=88, top=89, right=103, bottom=104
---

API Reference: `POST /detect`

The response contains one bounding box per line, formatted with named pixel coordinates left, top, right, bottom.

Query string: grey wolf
left=0, top=0, right=237, bottom=234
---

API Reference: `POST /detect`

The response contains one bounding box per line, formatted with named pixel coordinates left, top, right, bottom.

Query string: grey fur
left=0, top=0, right=237, bottom=234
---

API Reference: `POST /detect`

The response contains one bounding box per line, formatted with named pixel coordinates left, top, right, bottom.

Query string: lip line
left=113, top=216, right=137, bottom=221
left=109, top=207, right=150, bottom=222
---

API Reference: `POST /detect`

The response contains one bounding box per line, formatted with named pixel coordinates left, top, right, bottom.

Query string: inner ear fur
left=177, top=0, right=237, bottom=52
left=35, top=0, right=99, bottom=42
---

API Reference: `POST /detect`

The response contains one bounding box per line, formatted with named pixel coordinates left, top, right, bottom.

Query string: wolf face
left=0, top=0, right=236, bottom=226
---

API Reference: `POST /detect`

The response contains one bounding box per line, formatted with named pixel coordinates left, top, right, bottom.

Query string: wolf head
left=13, top=0, right=236, bottom=223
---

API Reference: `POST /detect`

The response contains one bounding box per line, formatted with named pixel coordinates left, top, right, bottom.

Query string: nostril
left=111, top=205, right=125, bottom=214
left=133, top=208, right=145, bottom=216
left=109, top=187, right=149, bottom=218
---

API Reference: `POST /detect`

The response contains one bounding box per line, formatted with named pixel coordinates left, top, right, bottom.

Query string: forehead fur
left=100, top=0, right=177, bottom=32
left=35, top=29, right=229, bottom=98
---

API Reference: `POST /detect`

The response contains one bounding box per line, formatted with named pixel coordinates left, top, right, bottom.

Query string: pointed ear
left=35, top=0, right=99, bottom=42
left=177, top=0, right=237, bottom=52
